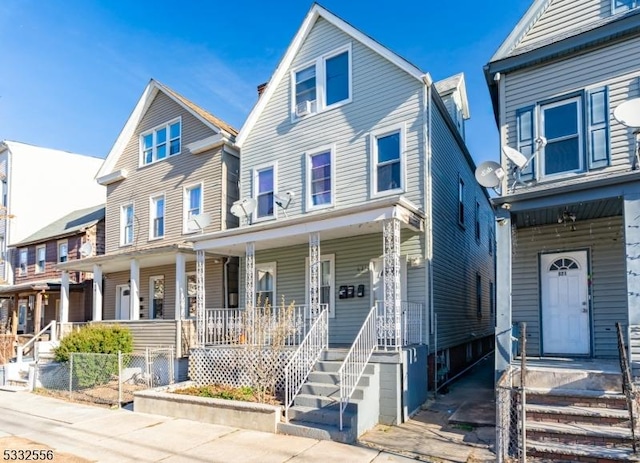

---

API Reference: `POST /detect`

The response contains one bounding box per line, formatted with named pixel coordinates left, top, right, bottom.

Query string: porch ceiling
left=512, top=196, right=622, bottom=228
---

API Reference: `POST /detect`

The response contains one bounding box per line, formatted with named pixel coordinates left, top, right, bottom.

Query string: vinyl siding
left=504, top=35, right=640, bottom=184
left=516, top=0, right=606, bottom=51
left=241, top=17, right=425, bottom=217
left=512, top=215, right=626, bottom=358
left=105, top=91, right=226, bottom=252
left=238, top=231, right=426, bottom=345
left=431, top=103, right=496, bottom=351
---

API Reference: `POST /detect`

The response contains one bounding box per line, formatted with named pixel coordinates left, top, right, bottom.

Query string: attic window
left=140, top=118, right=181, bottom=166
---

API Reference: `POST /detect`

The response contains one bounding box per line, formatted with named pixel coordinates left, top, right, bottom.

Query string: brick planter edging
left=133, top=381, right=282, bottom=433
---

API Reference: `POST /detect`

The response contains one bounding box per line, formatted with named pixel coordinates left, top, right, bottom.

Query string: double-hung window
left=254, top=164, right=276, bottom=220
left=150, top=195, right=165, bottom=239
left=184, top=184, right=203, bottom=232
left=292, top=44, right=351, bottom=118
left=121, top=204, right=134, bottom=246
left=141, top=118, right=181, bottom=166
left=515, top=87, right=609, bottom=181
left=58, top=241, right=68, bottom=263
left=307, top=147, right=334, bottom=209
left=18, top=249, right=27, bottom=276
left=371, top=126, right=404, bottom=196
left=256, top=263, right=276, bottom=306
left=612, top=0, right=638, bottom=13
left=36, top=245, right=45, bottom=273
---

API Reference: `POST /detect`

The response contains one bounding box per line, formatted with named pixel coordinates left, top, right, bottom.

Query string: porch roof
left=0, top=279, right=61, bottom=295
left=56, top=244, right=197, bottom=273
left=191, top=196, right=425, bottom=256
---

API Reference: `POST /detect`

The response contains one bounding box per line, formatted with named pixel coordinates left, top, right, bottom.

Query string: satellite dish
left=79, top=242, right=93, bottom=257
left=230, top=198, right=257, bottom=222
left=187, top=213, right=211, bottom=232
left=503, top=146, right=529, bottom=169
left=614, top=98, right=640, bottom=129
left=475, top=161, right=505, bottom=189
left=274, top=191, right=295, bottom=217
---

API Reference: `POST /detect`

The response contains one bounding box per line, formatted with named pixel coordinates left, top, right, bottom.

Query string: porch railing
left=202, top=305, right=312, bottom=346
left=17, top=321, right=57, bottom=364
left=375, top=301, right=423, bottom=350
left=616, top=322, right=638, bottom=453
left=283, top=306, right=329, bottom=421
left=338, top=305, right=377, bottom=430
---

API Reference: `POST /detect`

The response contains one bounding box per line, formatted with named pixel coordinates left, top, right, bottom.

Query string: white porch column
left=382, top=218, right=401, bottom=348
left=60, top=271, right=69, bottom=324
left=196, top=250, right=205, bottom=347
left=130, top=259, right=140, bottom=320
left=175, top=252, right=186, bottom=321
left=309, top=232, right=321, bottom=319
left=245, top=242, right=255, bottom=343
left=625, top=192, right=640, bottom=327
left=495, top=210, right=512, bottom=380
left=92, top=264, right=103, bottom=321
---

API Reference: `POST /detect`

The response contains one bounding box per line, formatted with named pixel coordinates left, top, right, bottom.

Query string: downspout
left=422, top=74, right=434, bottom=352
left=224, top=257, right=230, bottom=308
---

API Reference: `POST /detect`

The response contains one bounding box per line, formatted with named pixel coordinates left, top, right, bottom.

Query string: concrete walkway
left=0, top=391, right=415, bottom=463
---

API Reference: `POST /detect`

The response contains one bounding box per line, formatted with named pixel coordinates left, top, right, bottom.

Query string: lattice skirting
left=189, top=347, right=295, bottom=392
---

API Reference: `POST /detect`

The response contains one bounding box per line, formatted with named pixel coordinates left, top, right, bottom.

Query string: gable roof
left=236, top=3, right=431, bottom=147
left=96, top=79, right=238, bottom=178
left=434, top=73, right=470, bottom=119
left=15, top=204, right=105, bottom=247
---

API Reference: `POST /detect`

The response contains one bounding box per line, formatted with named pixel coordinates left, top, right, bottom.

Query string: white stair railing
left=283, top=305, right=328, bottom=422
left=338, top=305, right=377, bottom=430
left=16, top=321, right=57, bottom=364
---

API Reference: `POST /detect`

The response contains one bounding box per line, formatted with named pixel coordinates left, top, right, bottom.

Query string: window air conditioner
left=295, top=100, right=314, bottom=117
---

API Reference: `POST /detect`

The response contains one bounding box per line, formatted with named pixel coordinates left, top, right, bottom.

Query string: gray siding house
left=59, top=80, right=240, bottom=365
left=485, top=0, right=640, bottom=373
left=192, top=4, right=494, bottom=437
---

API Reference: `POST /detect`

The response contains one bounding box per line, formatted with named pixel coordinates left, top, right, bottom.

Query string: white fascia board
left=186, top=134, right=233, bottom=155
left=97, top=169, right=128, bottom=186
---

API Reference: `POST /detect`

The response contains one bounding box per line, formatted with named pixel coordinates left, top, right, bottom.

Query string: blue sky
left=0, top=0, right=532, bottom=166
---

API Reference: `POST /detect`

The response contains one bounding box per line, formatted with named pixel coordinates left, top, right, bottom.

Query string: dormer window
left=140, top=118, right=181, bottom=166
left=292, top=44, right=352, bottom=119
left=612, top=0, right=638, bottom=14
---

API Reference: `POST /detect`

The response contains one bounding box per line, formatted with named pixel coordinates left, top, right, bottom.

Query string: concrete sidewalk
left=0, top=391, right=415, bottom=463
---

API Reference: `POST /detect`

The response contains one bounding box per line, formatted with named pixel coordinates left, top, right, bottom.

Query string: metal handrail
left=16, top=320, right=57, bottom=364
left=338, top=305, right=377, bottom=430
left=283, top=306, right=328, bottom=421
left=375, top=300, right=424, bottom=350
left=616, top=322, right=638, bottom=453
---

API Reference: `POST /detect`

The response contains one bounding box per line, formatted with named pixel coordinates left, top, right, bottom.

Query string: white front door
left=116, top=285, right=131, bottom=320
left=541, top=251, right=590, bottom=355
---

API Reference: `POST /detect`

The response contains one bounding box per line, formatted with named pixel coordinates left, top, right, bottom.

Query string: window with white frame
left=458, top=177, right=465, bottom=226
left=18, top=249, right=27, bottom=276
left=58, top=241, right=68, bottom=263
left=150, top=275, right=164, bottom=319
left=612, top=0, right=638, bottom=13
left=254, top=165, right=276, bottom=220
left=256, top=263, right=276, bottom=306
left=150, top=195, right=165, bottom=239
left=121, top=203, right=134, bottom=246
left=371, top=127, right=404, bottom=196
left=36, top=245, right=45, bottom=273
left=184, top=184, right=202, bottom=232
left=292, top=44, right=351, bottom=118
left=186, top=272, right=197, bottom=318
left=515, top=87, right=609, bottom=181
left=307, top=148, right=334, bottom=209
left=140, top=118, right=181, bottom=166
left=305, top=255, right=335, bottom=318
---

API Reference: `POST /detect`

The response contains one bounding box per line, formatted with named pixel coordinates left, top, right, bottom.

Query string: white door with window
left=116, top=285, right=131, bottom=320
left=370, top=257, right=408, bottom=309
left=541, top=251, right=590, bottom=355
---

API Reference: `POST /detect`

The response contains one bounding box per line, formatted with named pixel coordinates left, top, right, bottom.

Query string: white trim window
left=254, top=164, right=276, bottom=221
left=186, top=272, right=197, bottom=318
left=18, top=248, right=27, bottom=276
left=36, top=245, right=45, bottom=274
left=140, top=118, right=181, bottom=166
left=58, top=240, right=68, bottom=263
left=291, top=44, right=352, bottom=119
left=612, top=0, right=638, bottom=13
left=306, top=146, right=335, bottom=210
left=150, top=194, right=165, bottom=239
left=150, top=275, right=164, bottom=319
left=256, top=262, right=276, bottom=307
left=540, top=96, right=583, bottom=177
left=371, top=125, right=405, bottom=197
left=183, top=183, right=203, bottom=233
left=121, top=203, right=134, bottom=246
left=305, top=254, right=335, bottom=318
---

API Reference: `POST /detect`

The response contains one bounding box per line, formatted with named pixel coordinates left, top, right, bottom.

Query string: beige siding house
left=191, top=4, right=494, bottom=440
left=59, top=80, right=239, bottom=368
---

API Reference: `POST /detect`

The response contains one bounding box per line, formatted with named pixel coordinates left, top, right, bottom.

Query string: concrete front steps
left=524, top=382, right=639, bottom=461
left=278, top=349, right=380, bottom=444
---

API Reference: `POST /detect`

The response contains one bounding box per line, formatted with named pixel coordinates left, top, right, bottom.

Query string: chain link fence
left=34, top=347, right=175, bottom=407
